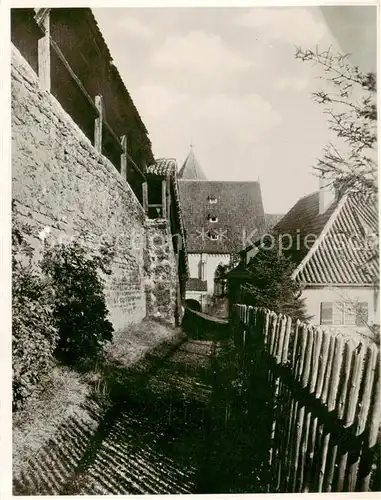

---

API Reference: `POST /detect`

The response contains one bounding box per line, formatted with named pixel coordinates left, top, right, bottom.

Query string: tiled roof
left=178, top=180, right=266, bottom=254
left=147, top=158, right=189, bottom=277
left=265, top=213, right=284, bottom=231
left=178, top=149, right=207, bottom=180
left=273, top=191, right=338, bottom=265
left=186, top=278, right=207, bottom=291
left=274, top=192, right=378, bottom=285
left=146, top=158, right=177, bottom=178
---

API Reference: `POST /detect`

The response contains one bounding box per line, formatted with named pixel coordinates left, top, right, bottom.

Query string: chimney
left=319, top=175, right=336, bottom=215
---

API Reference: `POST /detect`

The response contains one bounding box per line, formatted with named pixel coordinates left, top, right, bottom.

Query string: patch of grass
left=12, top=364, right=92, bottom=479
left=13, top=318, right=186, bottom=482
left=104, top=318, right=186, bottom=368
left=83, top=319, right=187, bottom=403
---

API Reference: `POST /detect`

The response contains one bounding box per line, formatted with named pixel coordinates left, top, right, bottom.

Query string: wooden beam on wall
left=161, top=180, right=167, bottom=219
left=50, top=39, right=99, bottom=116
left=94, top=95, right=103, bottom=153
left=166, top=178, right=171, bottom=223
left=37, top=9, right=50, bottom=91
left=120, top=134, right=127, bottom=180
left=142, top=182, right=148, bottom=215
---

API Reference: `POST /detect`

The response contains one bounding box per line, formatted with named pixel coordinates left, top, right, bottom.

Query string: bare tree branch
left=296, top=46, right=377, bottom=199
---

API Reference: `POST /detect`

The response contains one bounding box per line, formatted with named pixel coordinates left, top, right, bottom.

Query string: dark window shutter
left=320, top=302, right=333, bottom=325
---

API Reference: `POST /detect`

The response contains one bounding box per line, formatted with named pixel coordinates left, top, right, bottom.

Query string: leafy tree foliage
left=214, top=263, right=229, bottom=297
left=241, top=243, right=310, bottom=321
left=41, top=238, right=115, bottom=365
left=12, top=221, right=58, bottom=410
left=13, top=217, right=116, bottom=409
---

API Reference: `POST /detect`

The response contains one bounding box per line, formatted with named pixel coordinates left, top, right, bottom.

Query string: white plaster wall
left=188, top=253, right=230, bottom=294
left=205, top=254, right=230, bottom=294
left=188, top=254, right=202, bottom=279
left=302, top=286, right=379, bottom=336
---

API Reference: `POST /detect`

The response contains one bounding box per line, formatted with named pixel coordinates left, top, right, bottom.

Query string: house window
left=208, top=196, right=217, bottom=204
left=148, top=206, right=163, bottom=219
left=208, top=231, right=218, bottom=241
left=320, top=302, right=369, bottom=326
left=209, top=216, right=218, bottom=223
left=320, top=302, right=333, bottom=325
left=343, top=303, right=357, bottom=326
left=356, top=302, right=369, bottom=326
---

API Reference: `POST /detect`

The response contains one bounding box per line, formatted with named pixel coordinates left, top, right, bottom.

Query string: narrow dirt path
left=68, top=339, right=217, bottom=494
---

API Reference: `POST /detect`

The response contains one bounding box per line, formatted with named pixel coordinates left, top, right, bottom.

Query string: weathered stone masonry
left=145, top=219, right=178, bottom=324
left=12, top=45, right=178, bottom=328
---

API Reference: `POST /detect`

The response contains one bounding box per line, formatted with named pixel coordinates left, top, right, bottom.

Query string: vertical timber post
left=142, top=182, right=148, bottom=215
left=166, top=177, right=171, bottom=222
left=37, top=9, right=51, bottom=91
left=161, top=179, right=167, bottom=219
left=94, top=95, right=103, bottom=153
left=120, top=135, right=127, bottom=180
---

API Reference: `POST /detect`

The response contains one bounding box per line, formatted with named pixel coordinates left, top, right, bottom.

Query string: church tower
left=178, top=146, right=207, bottom=180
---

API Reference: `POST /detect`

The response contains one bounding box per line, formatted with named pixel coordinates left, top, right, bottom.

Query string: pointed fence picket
left=231, top=304, right=380, bottom=493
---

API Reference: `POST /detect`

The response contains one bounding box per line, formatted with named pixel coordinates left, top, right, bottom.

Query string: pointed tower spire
left=178, top=145, right=207, bottom=180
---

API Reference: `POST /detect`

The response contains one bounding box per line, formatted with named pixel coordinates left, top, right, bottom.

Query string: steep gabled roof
left=178, top=180, right=266, bottom=254
left=273, top=191, right=338, bottom=265
left=265, top=213, right=284, bottom=232
left=178, top=148, right=207, bottom=180
left=274, top=192, right=378, bottom=285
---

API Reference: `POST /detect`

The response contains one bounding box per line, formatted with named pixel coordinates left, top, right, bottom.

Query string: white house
left=243, top=181, right=379, bottom=340
left=177, top=147, right=268, bottom=313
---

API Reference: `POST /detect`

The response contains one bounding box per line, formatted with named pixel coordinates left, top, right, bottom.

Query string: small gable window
left=209, top=216, right=218, bottom=223
left=208, top=231, right=218, bottom=241
left=208, top=196, right=217, bottom=204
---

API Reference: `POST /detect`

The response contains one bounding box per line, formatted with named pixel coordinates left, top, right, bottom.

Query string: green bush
left=241, top=240, right=311, bottom=321
left=41, top=238, right=115, bottom=365
left=12, top=221, right=58, bottom=410
left=13, top=217, right=116, bottom=409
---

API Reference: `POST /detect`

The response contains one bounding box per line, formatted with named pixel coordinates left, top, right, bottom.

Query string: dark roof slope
left=178, top=180, right=266, bottom=254
left=47, top=8, right=154, bottom=165
left=265, top=213, right=284, bottom=232
left=273, top=191, right=338, bottom=264
left=178, top=149, right=207, bottom=180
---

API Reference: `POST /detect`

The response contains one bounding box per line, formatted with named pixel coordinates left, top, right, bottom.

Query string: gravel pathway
left=71, top=339, right=217, bottom=494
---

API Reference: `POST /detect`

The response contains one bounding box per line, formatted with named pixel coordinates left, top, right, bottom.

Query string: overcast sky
left=93, top=6, right=377, bottom=214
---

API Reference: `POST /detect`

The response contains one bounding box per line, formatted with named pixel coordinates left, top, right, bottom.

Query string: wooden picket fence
left=232, top=304, right=381, bottom=493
